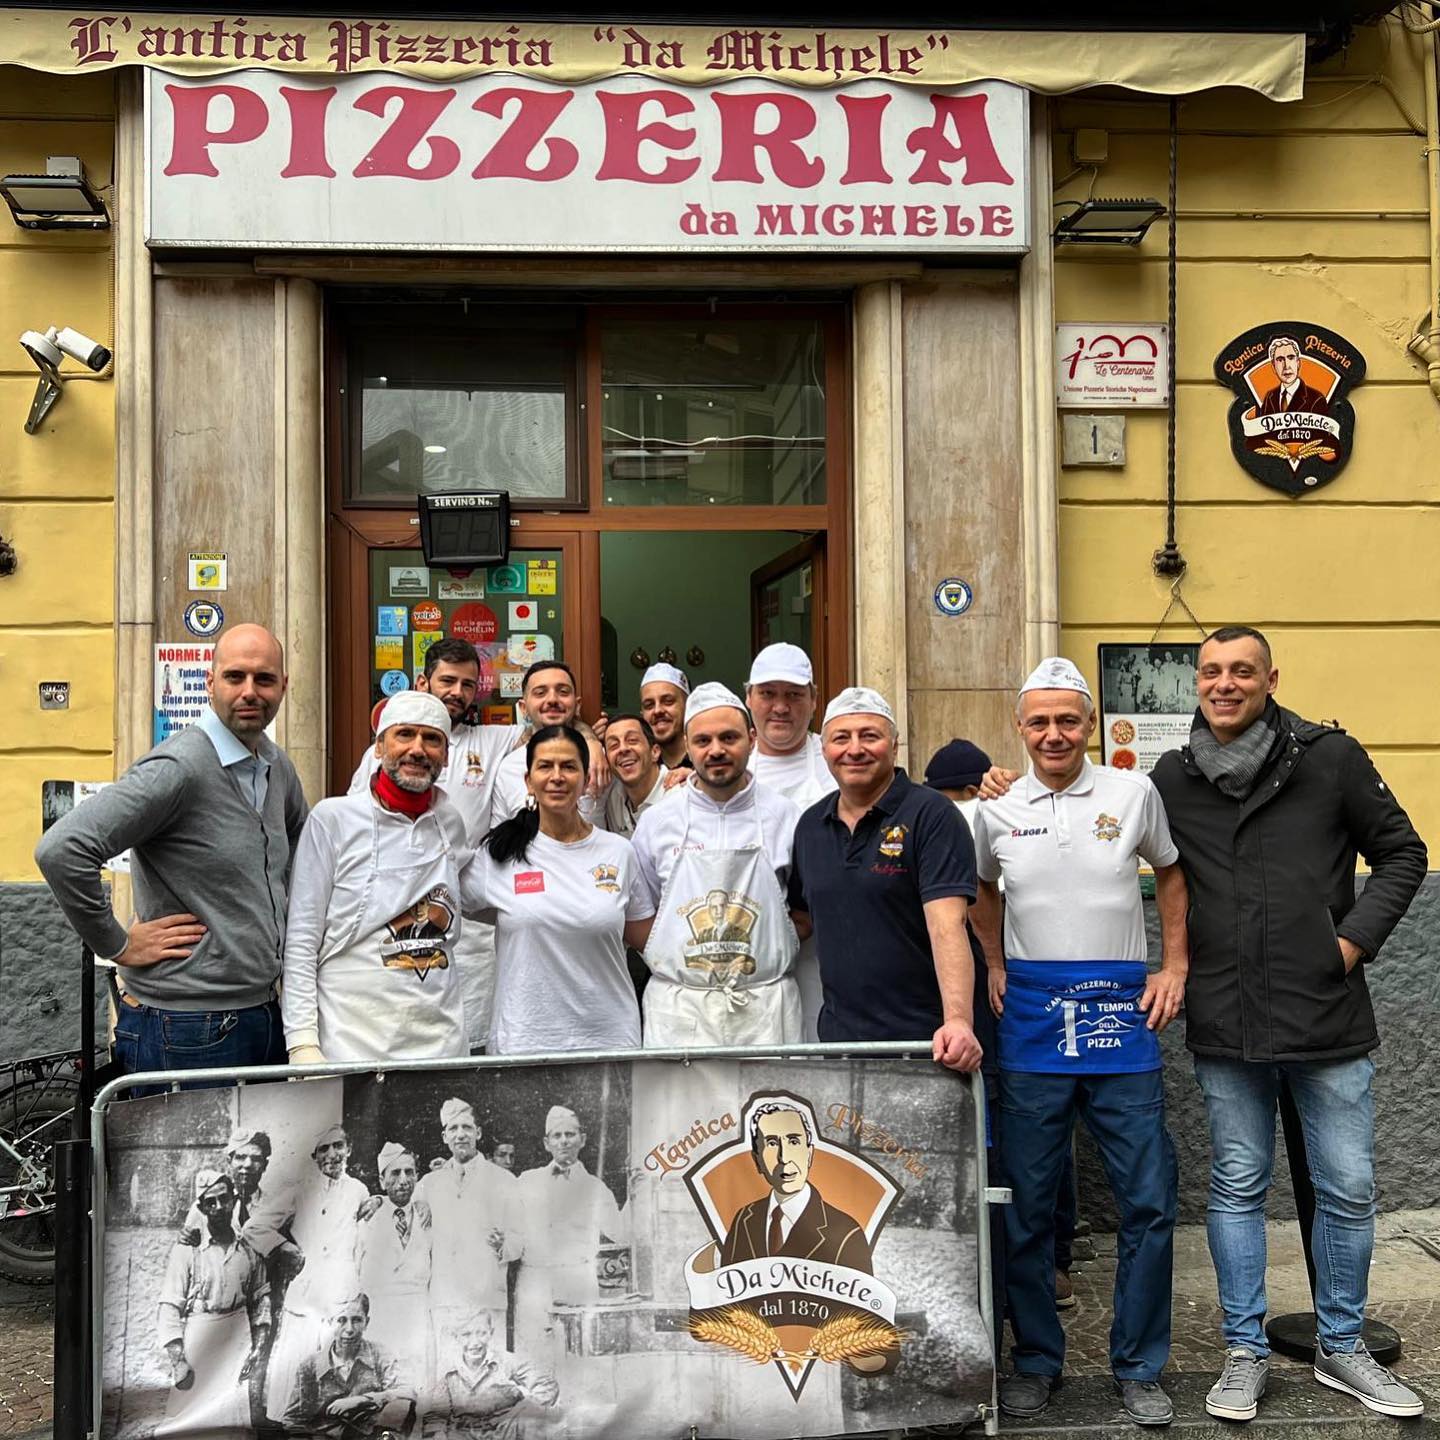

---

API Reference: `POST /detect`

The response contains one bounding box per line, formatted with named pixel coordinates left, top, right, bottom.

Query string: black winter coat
left=1151, top=705, right=1427, bottom=1062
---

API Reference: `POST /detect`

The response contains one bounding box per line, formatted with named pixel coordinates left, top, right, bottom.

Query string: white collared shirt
left=971, top=759, right=1177, bottom=964
left=767, top=1183, right=812, bottom=1248
left=630, top=772, right=801, bottom=910
left=196, top=705, right=269, bottom=810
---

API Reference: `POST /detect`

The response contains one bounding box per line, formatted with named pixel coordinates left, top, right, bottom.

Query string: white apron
left=156, top=1309, right=252, bottom=1440
left=641, top=792, right=800, bottom=1046
left=318, top=806, right=466, bottom=1061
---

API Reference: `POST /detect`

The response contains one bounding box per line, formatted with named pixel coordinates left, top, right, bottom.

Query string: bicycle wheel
left=0, top=1078, right=77, bottom=1284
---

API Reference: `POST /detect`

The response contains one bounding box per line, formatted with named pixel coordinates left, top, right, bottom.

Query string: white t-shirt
left=460, top=827, right=651, bottom=1054
left=971, top=759, right=1178, bottom=964
left=349, top=721, right=521, bottom=843
left=490, top=744, right=608, bottom=830
left=604, top=767, right=668, bottom=838
left=749, top=733, right=837, bottom=810
left=630, top=773, right=801, bottom=909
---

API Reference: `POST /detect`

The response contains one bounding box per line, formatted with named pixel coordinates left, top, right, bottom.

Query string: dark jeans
left=1055, top=1139, right=1078, bottom=1271
left=1000, top=1068, right=1176, bottom=1381
left=112, top=998, right=285, bottom=1095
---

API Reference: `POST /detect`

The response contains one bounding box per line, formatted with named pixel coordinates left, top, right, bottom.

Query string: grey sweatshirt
left=34, top=725, right=309, bottom=1011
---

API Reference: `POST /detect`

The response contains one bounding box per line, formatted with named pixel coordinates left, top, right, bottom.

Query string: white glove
left=288, top=1044, right=325, bottom=1066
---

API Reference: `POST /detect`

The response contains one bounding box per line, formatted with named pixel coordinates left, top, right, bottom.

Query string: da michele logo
left=682, top=1090, right=904, bottom=1400
left=1214, top=322, right=1366, bottom=497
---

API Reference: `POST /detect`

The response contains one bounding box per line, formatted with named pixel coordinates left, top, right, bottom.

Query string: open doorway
left=600, top=531, right=823, bottom=712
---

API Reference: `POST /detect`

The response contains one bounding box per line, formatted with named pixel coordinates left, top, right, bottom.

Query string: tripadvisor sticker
left=1214, top=322, right=1365, bottom=497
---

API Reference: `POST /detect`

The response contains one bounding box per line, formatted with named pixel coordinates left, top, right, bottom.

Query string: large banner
left=98, top=1055, right=991, bottom=1439
left=145, top=70, right=1030, bottom=253
left=0, top=13, right=1305, bottom=99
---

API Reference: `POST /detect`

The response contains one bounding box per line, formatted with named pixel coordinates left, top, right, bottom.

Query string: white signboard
left=1056, top=323, right=1169, bottom=408
left=146, top=69, right=1029, bottom=252
left=153, top=642, right=215, bottom=744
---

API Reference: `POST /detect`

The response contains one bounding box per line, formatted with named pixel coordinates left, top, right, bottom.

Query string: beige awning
left=0, top=11, right=1306, bottom=100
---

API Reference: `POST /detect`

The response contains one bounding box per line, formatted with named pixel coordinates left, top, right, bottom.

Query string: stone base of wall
left=0, top=883, right=110, bottom=1061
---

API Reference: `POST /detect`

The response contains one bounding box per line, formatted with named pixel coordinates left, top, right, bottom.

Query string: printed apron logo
left=1048, top=995, right=1140, bottom=1056
left=1214, top=322, right=1366, bottom=496
left=678, top=888, right=760, bottom=974
left=379, top=884, right=454, bottom=978
left=682, top=1089, right=905, bottom=1400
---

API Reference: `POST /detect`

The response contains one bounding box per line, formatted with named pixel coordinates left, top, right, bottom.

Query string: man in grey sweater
left=35, top=624, right=308, bottom=1086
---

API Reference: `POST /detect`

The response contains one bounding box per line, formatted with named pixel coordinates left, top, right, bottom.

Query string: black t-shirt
left=787, top=769, right=982, bottom=1043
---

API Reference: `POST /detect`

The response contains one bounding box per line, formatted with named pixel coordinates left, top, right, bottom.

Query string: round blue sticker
left=183, top=599, right=224, bottom=637
left=933, top=578, right=974, bottom=617
left=380, top=670, right=410, bottom=696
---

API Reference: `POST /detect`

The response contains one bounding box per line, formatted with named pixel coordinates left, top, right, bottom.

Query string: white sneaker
left=1205, top=1348, right=1269, bottom=1421
left=1313, top=1343, right=1424, bottom=1418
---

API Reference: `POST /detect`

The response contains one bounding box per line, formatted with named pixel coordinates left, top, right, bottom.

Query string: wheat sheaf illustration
left=806, top=1312, right=906, bottom=1363
left=688, top=1306, right=784, bottom=1363
left=690, top=1306, right=906, bottom=1366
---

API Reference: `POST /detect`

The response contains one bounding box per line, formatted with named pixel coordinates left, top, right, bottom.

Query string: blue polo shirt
left=787, top=768, right=982, bottom=1044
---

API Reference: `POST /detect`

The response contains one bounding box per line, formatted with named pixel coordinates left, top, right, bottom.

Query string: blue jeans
left=999, top=1069, right=1176, bottom=1381
left=1055, top=1140, right=1077, bottom=1272
left=1194, top=1055, right=1376, bottom=1357
left=112, top=999, right=285, bottom=1095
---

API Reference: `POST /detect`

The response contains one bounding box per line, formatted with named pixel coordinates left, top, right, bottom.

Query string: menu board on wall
left=1097, top=643, right=1199, bottom=774
left=367, top=548, right=565, bottom=726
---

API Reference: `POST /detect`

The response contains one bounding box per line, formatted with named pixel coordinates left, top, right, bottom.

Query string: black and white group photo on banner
left=98, top=1056, right=990, bottom=1440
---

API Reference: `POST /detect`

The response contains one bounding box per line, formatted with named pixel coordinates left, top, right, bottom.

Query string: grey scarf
left=1188, top=704, right=1279, bottom=799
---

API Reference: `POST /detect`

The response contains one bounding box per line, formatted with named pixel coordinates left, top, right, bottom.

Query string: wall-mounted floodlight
left=0, top=156, right=109, bottom=230
left=1053, top=198, right=1166, bottom=246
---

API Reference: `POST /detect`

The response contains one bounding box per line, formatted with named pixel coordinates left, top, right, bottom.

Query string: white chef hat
left=376, top=690, right=452, bottom=739
left=684, top=682, right=750, bottom=730
left=747, top=643, right=814, bottom=689
left=376, top=1141, right=414, bottom=1176
left=440, top=1097, right=475, bottom=1127
left=193, top=1166, right=231, bottom=1201
left=226, top=1128, right=271, bottom=1157
left=545, top=1105, right=581, bottom=1134
left=821, top=686, right=896, bottom=732
left=640, top=663, right=690, bottom=694
left=1019, top=656, right=1092, bottom=699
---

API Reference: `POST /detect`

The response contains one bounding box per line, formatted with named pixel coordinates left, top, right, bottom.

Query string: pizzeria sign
left=145, top=69, right=1030, bottom=252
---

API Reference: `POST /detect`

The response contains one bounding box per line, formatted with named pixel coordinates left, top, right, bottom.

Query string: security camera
left=20, top=325, right=111, bottom=373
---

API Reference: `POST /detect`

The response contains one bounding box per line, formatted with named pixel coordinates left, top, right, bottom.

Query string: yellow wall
left=1053, top=18, right=1440, bottom=854
left=0, top=67, right=116, bottom=879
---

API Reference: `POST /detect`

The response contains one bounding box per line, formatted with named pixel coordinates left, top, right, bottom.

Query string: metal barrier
left=90, top=1043, right=997, bottom=1439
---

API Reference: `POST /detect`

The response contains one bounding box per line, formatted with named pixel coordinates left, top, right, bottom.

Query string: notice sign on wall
left=146, top=70, right=1029, bottom=253
left=153, top=642, right=215, bottom=744
left=1097, top=643, right=1199, bottom=774
left=1056, top=324, right=1169, bottom=408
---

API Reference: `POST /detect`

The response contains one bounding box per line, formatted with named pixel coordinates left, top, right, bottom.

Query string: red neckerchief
left=372, top=768, right=434, bottom=819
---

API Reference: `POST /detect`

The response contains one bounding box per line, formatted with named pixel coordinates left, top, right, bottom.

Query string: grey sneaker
left=1205, top=1348, right=1269, bottom=1421
left=1313, top=1343, right=1424, bottom=1418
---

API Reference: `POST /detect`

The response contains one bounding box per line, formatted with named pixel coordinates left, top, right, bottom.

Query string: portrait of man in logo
left=679, top=888, right=759, bottom=973
left=379, top=883, right=454, bottom=976
left=1214, top=320, right=1366, bottom=497
left=683, top=1090, right=903, bottom=1398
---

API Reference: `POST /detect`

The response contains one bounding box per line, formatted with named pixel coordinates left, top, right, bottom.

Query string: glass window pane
left=351, top=331, right=573, bottom=502
left=601, top=319, right=826, bottom=507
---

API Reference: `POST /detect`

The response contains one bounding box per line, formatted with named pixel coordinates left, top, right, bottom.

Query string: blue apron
left=999, top=960, right=1161, bottom=1074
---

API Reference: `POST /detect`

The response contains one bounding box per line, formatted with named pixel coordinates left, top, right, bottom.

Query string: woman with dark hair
left=462, top=725, right=653, bottom=1054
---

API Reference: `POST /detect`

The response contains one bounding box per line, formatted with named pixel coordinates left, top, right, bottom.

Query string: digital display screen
left=417, top=491, right=511, bottom=566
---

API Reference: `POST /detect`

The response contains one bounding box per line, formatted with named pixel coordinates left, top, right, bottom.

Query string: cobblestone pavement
left=0, top=1279, right=53, bottom=1437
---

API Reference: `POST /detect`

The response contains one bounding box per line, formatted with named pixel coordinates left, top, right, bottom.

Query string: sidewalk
left=4, top=1212, right=1439, bottom=1437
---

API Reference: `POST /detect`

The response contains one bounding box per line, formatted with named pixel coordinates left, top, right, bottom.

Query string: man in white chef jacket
left=284, top=691, right=468, bottom=1064
left=744, top=642, right=836, bottom=1038
left=413, top=1097, right=516, bottom=1361
left=349, top=638, right=522, bottom=1050
left=356, top=1142, right=433, bottom=1392
left=630, top=683, right=803, bottom=1046
left=508, top=1105, right=629, bottom=1356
